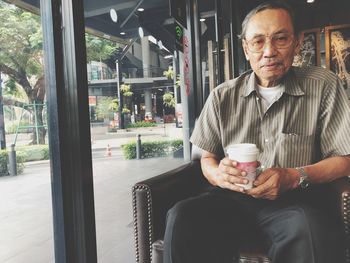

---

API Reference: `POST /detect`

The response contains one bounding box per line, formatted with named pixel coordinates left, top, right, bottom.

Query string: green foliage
left=0, top=149, right=25, bottom=176
left=0, top=3, right=43, bottom=78
left=120, top=84, right=133, bottom=97
left=0, top=2, right=46, bottom=143
left=16, top=144, right=49, bottom=162
left=95, top=97, right=117, bottom=119
left=163, top=66, right=174, bottom=79
left=15, top=151, right=25, bottom=174
left=85, top=33, right=117, bottom=62
left=126, top=121, right=157, bottom=128
left=122, top=107, right=131, bottom=114
left=163, top=92, right=176, bottom=108
left=109, top=98, right=119, bottom=111
left=0, top=150, right=8, bottom=175
left=121, top=139, right=183, bottom=160
left=175, top=75, right=181, bottom=88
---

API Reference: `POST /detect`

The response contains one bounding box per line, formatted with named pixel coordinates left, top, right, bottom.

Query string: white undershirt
left=257, top=84, right=283, bottom=107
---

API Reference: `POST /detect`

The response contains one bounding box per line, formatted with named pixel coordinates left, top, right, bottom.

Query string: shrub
left=16, top=144, right=49, bottom=162
left=126, top=121, right=157, bottom=128
left=121, top=139, right=183, bottom=160
left=0, top=149, right=25, bottom=176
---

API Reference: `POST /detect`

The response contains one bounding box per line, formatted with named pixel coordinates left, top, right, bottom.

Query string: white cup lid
left=226, top=143, right=259, bottom=162
left=227, top=143, right=259, bottom=154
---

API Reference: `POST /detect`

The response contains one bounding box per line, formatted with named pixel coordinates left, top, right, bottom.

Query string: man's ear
left=242, top=40, right=250, bottom=61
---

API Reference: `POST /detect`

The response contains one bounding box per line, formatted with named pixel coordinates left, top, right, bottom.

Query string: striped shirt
left=190, top=66, right=350, bottom=169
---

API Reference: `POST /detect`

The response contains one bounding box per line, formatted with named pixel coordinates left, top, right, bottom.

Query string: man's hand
left=213, top=157, right=249, bottom=192
left=246, top=168, right=299, bottom=200
left=201, top=150, right=250, bottom=192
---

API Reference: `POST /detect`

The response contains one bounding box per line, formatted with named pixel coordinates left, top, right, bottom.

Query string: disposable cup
left=226, top=143, right=259, bottom=190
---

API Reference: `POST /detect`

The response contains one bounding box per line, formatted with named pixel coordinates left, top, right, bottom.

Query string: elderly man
left=163, top=1, right=350, bottom=263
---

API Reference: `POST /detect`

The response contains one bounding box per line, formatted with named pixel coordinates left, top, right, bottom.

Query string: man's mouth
left=261, top=62, right=281, bottom=69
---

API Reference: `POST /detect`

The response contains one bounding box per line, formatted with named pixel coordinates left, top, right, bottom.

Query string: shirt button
left=264, top=139, right=269, bottom=143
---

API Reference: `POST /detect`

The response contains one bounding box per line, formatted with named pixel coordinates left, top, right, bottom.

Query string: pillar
left=141, top=36, right=150, bottom=77
left=144, top=89, right=152, bottom=120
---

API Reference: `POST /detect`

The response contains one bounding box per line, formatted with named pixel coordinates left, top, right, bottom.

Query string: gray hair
left=238, top=1, right=299, bottom=40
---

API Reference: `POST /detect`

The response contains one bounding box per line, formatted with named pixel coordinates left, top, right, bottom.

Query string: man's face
left=242, top=9, right=299, bottom=87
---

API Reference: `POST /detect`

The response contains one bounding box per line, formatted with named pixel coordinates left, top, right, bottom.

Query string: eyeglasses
left=244, top=33, right=294, bottom=53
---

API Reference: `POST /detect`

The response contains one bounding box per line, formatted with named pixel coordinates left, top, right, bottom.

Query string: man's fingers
left=247, top=183, right=268, bottom=197
left=248, top=175, right=280, bottom=200
left=223, top=173, right=249, bottom=185
left=222, top=181, right=245, bottom=192
left=223, top=166, right=246, bottom=176
left=221, top=157, right=236, bottom=166
left=254, top=169, right=274, bottom=185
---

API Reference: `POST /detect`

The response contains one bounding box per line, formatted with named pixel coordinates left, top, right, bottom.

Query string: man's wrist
left=295, top=167, right=310, bottom=189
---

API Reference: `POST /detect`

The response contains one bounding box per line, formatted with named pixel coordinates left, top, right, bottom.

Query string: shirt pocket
left=277, top=133, right=315, bottom=167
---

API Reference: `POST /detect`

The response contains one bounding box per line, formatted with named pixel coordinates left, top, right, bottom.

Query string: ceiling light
left=120, top=32, right=126, bottom=35
left=137, top=8, right=145, bottom=12
left=138, top=27, right=144, bottom=38
left=307, top=0, right=314, bottom=3
left=158, top=40, right=164, bottom=50
left=148, top=36, right=157, bottom=44
left=200, top=18, right=206, bottom=22
left=164, top=55, right=173, bottom=59
left=110, top=8, right=118, bottom=23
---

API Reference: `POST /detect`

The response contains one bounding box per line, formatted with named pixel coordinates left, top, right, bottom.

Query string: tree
left=85, top=33, right=117, bottom=63
left=0, top=2, right=45, bottom=144
left=0, top=2, right=120, bottom=144
left=95, top=97, right=118, bottom=120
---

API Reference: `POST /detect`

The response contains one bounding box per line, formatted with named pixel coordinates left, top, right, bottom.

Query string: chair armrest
left=132, top=160, right=210, bottom=263
left=329, top=176, right=350, bottom=257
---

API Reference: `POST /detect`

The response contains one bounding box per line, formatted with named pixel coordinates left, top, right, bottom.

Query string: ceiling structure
left=6, top=0, right=177, bottom=51
left=6, top=0, right=350, bottom=57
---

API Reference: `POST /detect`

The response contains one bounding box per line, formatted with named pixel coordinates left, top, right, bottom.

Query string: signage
left=89, top=96, right=96, bottom=106
left=174, top=21, right=184, bottom=52
left=169, top=0, right=187, bottom=29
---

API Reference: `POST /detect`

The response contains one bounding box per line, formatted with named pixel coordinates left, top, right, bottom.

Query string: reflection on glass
left=0, top=1, right=54, bottom=262
left=85, top=1, right=186, bottom=261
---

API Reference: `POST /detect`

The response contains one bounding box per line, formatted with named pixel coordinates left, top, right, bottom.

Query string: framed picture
left=293, top=28, right=321, bottom=67
left=325, top=24, right=350, bottom=92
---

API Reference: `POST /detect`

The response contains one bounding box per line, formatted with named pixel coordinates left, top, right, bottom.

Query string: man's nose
left=262, top=39, right=277, bottom=57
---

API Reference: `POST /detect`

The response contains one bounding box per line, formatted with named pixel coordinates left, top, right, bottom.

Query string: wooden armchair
left=132, top=160, right=350, bottom=263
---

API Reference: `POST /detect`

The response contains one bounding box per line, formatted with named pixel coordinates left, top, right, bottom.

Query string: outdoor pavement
left=90, top=123, right=183, bottom=151
left=0, top=123, right=187, bottom=263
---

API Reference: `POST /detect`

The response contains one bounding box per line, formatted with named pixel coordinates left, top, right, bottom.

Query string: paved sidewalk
left=0, top=123, right=186, bottom=263
left=90, top=123, right=183, bottom=151
left=5, top=123, right=183, bottom=152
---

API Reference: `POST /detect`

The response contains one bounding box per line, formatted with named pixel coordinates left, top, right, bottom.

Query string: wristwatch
left=295, top=167, right=310, bottom=189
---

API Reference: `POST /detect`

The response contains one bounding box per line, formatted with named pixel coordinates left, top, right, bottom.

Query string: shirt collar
left=241, top=67, right=305, bottom=97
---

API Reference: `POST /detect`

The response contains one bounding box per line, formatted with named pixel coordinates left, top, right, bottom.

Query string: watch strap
left=295, top=167, right=310, bottom=189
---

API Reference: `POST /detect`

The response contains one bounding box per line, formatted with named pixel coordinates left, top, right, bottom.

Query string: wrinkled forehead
left=245, top=8, right=294, bottom=39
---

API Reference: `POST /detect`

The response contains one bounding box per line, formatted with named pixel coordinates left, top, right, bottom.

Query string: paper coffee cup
left=227, top=144, right=259, bottom=190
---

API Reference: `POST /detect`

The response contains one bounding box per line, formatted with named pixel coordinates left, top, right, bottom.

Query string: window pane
left=84, top=1, right=188, bottom=261
left=0, top=1, right=54, bottom=262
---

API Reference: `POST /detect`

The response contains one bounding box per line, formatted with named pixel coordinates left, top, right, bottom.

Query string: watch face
left=300, top=179, right=309, bottom=189
left=296, top=167, right=310, bottom=189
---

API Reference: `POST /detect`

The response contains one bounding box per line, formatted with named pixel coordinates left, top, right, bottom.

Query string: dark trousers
left=163, top=186, right=345, bottom=263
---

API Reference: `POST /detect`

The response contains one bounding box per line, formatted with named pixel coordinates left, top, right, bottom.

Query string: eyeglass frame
left=243, top=32, right=296, bottom=53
